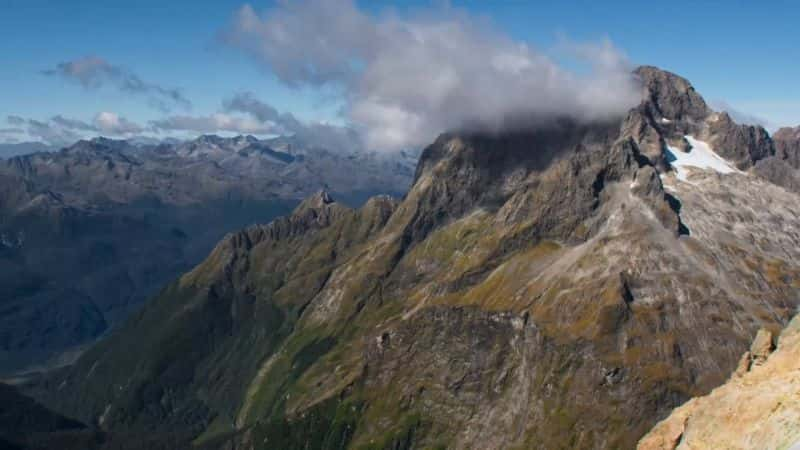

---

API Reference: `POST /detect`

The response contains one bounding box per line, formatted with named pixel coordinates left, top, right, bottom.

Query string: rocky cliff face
left=27, top=67, right=800, bottom=449
left=774, top=126, right=800, bottom=168
left=639, top=315, right=800, bottom=450
left=752, top=126, right=800, bottom=193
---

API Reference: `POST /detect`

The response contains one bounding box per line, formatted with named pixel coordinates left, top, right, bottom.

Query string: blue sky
left=1, top=0, right=797, bottom=145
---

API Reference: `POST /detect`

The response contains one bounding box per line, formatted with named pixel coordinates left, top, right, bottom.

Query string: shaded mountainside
left=639, top=315, right=800, bottom=449
left=0, top=142, right=54, bottom=160
left=27, top=67, right=800, bottom=449
left=0, top=135, right=415, bottom=376
left=0, top=382, right=195, bottom=450
left=0, top=382, right=84, bottom=436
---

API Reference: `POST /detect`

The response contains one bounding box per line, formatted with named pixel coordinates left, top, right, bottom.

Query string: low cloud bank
left=6, top=113, right=143, bottom=146
left=221, top=0, right=642, bottom=151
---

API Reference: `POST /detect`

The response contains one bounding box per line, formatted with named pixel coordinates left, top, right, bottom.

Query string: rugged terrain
left=21, top=66, right=800, bottom=449
left=639, top=314, right=800, bottom=449
left=0, top=135, right=415, bottom=376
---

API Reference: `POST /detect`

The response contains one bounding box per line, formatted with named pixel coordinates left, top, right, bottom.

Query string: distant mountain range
left=0, top=134, right=417, bottom=376
left=0, top=142, right=55, bottom=159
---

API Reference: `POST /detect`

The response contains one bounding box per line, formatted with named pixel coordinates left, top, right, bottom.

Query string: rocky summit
left=17, top=67, right=800, bottom=449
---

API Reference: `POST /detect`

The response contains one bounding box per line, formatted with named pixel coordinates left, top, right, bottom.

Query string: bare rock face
left=753, top=156, right=800, bottom=193
left=634, top=66, right=709, bottom=122
left=620, top=105, right=669, bottom=170
left=749, top=328, right=775, bottom=366
left=733, top=328, right=775, bottom=376
left=753, top=126, right=800, bottom=194
left=773, top=126, right=800, bottom=169
left=706, top=112, right=775, bottom=169
left=639, top=316, right=800, bottom=450
left=403, top=118, right=650, bottom=244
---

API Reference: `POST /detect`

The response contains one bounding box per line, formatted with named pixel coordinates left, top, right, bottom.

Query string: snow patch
left=665, top=136, right=741, bottom=182
left=660, top=117, right=672, bottom=123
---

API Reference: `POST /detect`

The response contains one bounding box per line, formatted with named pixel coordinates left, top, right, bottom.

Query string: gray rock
left=706, top=112, right=775, bottom=169
left=773, top=126, right=800, bottom=169
left=634, top=66, right=710, bottom=122
left=749, top=328, right=775, bottom=366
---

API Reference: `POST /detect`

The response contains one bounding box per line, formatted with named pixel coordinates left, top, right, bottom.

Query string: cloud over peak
left=223, top=92, right=360, bottom=151
left=44, top=57, right=192, bottom=112
left=150, top=93, right=360, bottom=152
left=222, top=0, right=642, bottom=151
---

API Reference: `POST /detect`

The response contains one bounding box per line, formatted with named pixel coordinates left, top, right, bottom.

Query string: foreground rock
left=639, top=315, right=800, bottom=450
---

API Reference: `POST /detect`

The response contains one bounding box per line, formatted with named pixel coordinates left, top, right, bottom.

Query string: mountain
left=639, top=314, right=800, bottom=449
left=0, top=382, right=85, bottom=441
left=751, top=124, right=800, bottom=193
left=0, top=135, right=416, bottom=376
left=0, top=142, right=54, bottom=159
left=25, top=67, right=800, bottom=449
left=2, top=135, right=415, bottom=206
left=772, top=125, right=800, bottom=168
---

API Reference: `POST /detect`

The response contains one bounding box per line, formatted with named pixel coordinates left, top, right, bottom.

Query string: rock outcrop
left=639, top=316, right=800, bottom=450
left=750, top=126, right=800, bottom=194
left=706, top=112, right=775, bottom=169
left=774, top=126, right=800, bottom=168
left=635, top=66, right=710, bottom=122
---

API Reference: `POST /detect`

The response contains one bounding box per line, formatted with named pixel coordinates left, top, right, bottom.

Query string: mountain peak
left=90, top=136, right=123, bottom=145
left=66, top=137, right=132, bottom=155
left=193, top=134, right=226, bottom=146
left=635, top=65, right=710, bottom=122
left=297, top=189, right=335, bottom=211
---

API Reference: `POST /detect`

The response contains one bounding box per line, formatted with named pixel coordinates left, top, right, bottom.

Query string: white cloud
left=94, top=112, right=144, bottom=134
left=149, top=94, right=361, bottom=152
left=44, top=56, right=191, bottom=112
left=222, top=92, right=361, bottom=151
left=6, top=113, right=145, bottom=145
left=149, top=113, right=276, bottom=134
left=222, top=0, right=642, bottom=151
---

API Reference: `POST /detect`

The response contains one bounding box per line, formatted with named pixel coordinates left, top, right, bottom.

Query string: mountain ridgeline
left=20, top=67, right=800, bottom=449
left=0, top=135, right=416, bottom=376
